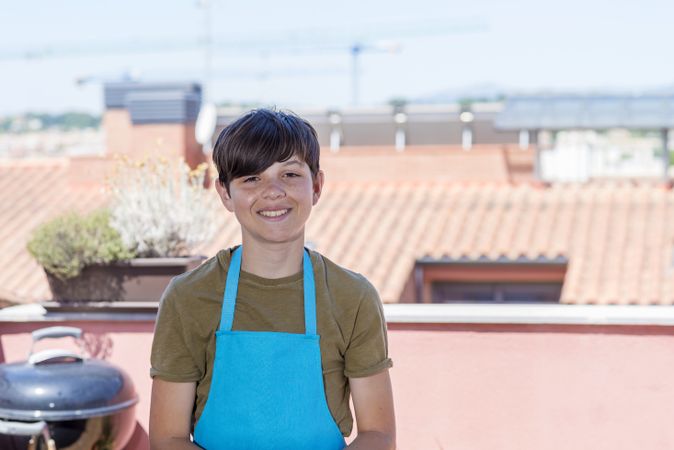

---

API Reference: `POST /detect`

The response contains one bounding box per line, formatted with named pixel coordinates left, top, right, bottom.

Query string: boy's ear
left=215, top=178, right=235, bottom=212
left=312, top=170, right=325, bottom=206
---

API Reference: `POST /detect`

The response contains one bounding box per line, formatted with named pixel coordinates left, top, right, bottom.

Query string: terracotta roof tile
left=0, top=160, right=110, bottom=303
left=3, top=152, right=674, bottom=306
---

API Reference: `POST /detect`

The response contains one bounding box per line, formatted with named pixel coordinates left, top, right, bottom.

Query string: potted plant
left=27, top=209, right=138, bottom=302
left=27, top=157, right=216, bottom=304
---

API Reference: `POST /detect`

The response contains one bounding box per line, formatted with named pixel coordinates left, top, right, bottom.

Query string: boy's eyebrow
left=281, top=160, right=303, bottom=166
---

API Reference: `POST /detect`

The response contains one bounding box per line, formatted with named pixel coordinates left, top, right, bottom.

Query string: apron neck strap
left=302, top=249, right=317, bottom=336
left=219, top=246, right=317, bottom=336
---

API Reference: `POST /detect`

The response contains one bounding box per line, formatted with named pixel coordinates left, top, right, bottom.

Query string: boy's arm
left=347, top=369, right=396, bottom=450
left=149, top=378, right=200, bottom=450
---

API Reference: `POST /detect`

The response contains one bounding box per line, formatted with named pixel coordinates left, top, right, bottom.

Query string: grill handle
left=28, top=349, right=85, bottom=365
left=0, top=419, right=47, bottom=436
left=28, top=326, right=83, bottom=359
left=0, top=420, right=56, bottom=450
left=32, top=326, right=82, bottom=342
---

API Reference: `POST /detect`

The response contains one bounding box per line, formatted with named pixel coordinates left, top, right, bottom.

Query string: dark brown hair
left=212, top=108, right=320, bottom=192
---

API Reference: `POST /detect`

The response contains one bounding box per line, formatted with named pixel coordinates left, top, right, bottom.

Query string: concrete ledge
left=4, top=303, right=674, bottom=326
left=0, top=303, right=156, bottom=322
left=383, top=303, right=674, bottom=326
left=0, top=312, right=157, bottom=322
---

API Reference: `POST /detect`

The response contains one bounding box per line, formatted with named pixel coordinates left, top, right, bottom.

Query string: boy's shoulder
left=309, top=249, right=379, bottom=302
left=162, top=249, right=230, bottom=302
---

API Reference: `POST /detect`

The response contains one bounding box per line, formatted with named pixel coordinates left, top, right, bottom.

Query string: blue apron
left=193, top=246, right=346, bottom=450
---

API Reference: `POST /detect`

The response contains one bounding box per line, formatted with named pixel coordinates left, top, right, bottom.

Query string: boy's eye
left=284, top=172, right=301, bottom=178
left=243, top=176, right=259, bottom=183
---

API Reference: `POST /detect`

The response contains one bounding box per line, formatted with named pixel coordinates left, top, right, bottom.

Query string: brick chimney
left=101, top=82, right=206, bottom=169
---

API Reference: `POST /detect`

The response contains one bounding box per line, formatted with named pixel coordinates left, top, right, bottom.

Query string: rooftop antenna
left=196, top=103, right=217, bottom=152
left=196, top=0, right=217, bottom=155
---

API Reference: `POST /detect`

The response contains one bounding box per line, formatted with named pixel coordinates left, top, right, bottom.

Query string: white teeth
left=259, top=209, right=288, bottom=217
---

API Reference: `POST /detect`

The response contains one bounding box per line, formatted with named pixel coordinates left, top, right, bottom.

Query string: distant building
left=217, top=103, right=520, bottom=150
left=496, top=95, right=674, bottom=182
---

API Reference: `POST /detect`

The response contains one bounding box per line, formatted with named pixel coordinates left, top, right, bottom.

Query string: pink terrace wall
left=2, top=320, right=674, bottom=450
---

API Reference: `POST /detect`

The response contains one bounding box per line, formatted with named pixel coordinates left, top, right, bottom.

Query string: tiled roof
left=2, top=150, right=674, bottom=305
left=0, top=158, right=109, bottom=303
left=199, top=176, right=674, bottom=305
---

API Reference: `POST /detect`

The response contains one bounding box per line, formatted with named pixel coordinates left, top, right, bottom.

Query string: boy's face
left=215, top=156, right=324, bottom=247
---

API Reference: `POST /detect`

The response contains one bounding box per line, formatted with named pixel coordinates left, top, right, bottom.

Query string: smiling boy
left=149, top=109, right=395, bottom=449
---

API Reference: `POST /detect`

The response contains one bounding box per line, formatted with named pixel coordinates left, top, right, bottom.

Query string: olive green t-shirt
left=150, top=247, right=393, bottom=437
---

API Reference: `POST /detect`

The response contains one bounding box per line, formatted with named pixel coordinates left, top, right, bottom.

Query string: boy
left=149, top=109, right=395, bottom=449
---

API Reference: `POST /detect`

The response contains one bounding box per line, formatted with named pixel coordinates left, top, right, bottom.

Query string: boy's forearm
left=346, top=431, right=396, bottom=450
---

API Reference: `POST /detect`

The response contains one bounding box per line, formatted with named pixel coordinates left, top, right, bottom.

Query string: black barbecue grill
left=0, top=326, right=138, bottom=450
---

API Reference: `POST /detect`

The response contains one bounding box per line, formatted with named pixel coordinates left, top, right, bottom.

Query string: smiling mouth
left=258, top=209, right=290, bottom=218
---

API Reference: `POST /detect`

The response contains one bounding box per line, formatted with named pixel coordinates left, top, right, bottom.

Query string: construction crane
left=74, top=69, right=142, bottom=87
left=6, top=17, right=488, bottom=106
left=349, top=40, right=402, bottom=105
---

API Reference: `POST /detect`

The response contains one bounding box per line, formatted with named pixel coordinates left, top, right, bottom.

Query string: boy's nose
left=262, top=181, right=286, bottom=199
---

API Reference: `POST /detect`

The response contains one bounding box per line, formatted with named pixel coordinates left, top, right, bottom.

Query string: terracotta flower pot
left=45, top=256, right=206, bottom=303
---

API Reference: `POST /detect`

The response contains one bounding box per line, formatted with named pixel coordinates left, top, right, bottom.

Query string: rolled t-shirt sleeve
left=343, top=280, right=393, bottom=378
left=150, top=280, right=202, bottom=382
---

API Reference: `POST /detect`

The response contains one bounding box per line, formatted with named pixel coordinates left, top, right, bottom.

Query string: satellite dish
left=195, top=103, right=217, bottom=152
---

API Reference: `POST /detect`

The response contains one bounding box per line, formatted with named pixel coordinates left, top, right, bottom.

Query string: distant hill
left=412, top=83, right=674, bottom=105
left=0, top=112, right=101, bottom=133
left=412, top=83, right=508, bottom=104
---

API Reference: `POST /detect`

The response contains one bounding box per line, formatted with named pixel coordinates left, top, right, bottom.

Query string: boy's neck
left=239, top=239, right=305, bottom=279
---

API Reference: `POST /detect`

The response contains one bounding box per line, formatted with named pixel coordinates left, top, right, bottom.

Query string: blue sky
left=1, top=0, right=672, bottom=115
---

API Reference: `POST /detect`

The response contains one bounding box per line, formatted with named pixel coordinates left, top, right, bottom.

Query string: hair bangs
left=213, top=109, right=320, bottom=191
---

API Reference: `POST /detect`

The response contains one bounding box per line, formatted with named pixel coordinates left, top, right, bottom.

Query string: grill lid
left=0, top=330, right=138, bottom=421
